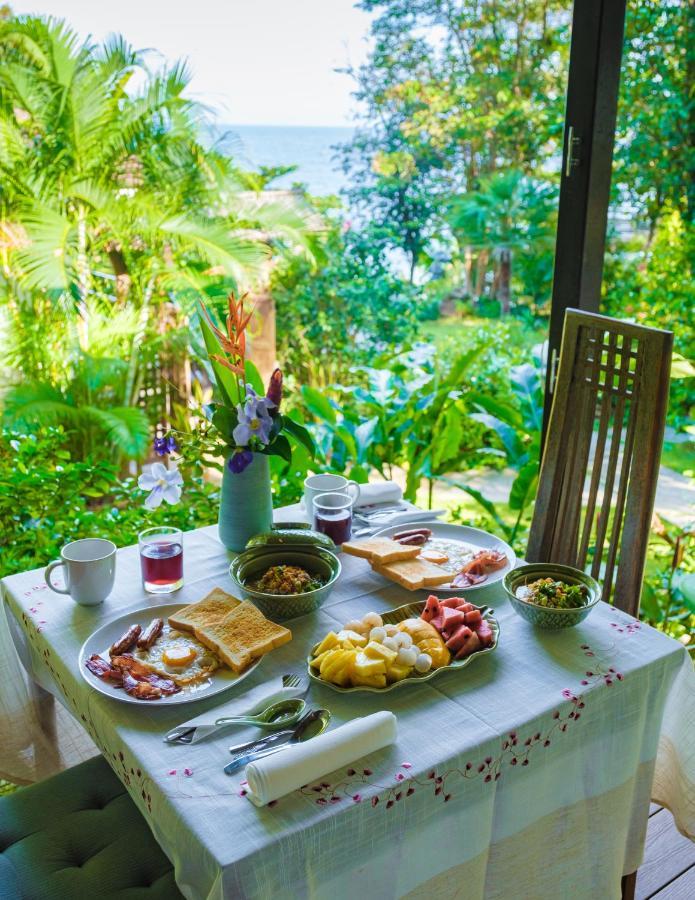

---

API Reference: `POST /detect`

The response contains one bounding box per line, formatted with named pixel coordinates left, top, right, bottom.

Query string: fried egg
left=134, top=624, right=219, bottom=686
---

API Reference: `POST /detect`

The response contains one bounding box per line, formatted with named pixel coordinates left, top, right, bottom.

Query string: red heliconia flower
left=266, top=368, right=282, bottom=416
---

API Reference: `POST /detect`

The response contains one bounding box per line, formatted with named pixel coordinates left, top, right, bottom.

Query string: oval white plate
left=371, top=521, right=516, bottom=592
left=78, top=603, right=261, bottom=706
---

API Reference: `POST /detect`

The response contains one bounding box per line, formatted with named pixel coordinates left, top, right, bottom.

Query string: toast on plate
left=373, top=558, right=452, bottom=591
left=168, top=588, right=241, bottom=633
left=342, top=537, right=421, bottom=565
left=193, top=601, right=292, bottom=673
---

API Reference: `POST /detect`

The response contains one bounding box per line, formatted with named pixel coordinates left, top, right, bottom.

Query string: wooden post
left=247, top=288, right=277, bottom=385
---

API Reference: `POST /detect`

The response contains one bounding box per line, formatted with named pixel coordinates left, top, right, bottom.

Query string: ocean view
left=218, top=125, right=354, bottom=196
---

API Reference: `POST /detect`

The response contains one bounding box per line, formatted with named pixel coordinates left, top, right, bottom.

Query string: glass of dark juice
left=313, top=492, right=354, bottom=545
left=139, top=526, right=183, bottom=593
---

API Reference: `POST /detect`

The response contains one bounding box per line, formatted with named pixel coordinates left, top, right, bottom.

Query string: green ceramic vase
left=218, top=453, right=273, bottom=551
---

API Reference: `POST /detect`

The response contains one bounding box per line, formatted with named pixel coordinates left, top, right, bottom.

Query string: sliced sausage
left=109, top=624, right=141, bottom=656
left=137, top=618, right=164, bottom=650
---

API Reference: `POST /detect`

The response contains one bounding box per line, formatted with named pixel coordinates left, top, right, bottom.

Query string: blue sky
left=11, top=0, right=373, bottom=126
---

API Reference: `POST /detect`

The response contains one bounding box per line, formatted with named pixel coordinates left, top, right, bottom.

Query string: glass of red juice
left=139, top=526, right=183, bottom=593
left=313, top=492, right=354, bottom=545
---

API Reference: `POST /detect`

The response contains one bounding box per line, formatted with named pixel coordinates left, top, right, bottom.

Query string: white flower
left=138, top=462, right=183, bottom=509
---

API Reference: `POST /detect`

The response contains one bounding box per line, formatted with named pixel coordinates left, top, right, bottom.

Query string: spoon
left=214, top=698, right=306, bottom=731
left=223, top=707, right=331, bottom=775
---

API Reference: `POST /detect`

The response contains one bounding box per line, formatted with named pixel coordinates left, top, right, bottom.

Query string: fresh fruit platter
left=308, top=594, right=499, bottom=693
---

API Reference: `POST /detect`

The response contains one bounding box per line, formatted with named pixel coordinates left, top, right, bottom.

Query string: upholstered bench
left=0, top=755, right=183, bottom=899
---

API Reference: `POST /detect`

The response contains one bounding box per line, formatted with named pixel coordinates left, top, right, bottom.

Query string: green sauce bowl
left=229, top=546, right=341, bottom=621
left=503, top=563, right=601, bottom=629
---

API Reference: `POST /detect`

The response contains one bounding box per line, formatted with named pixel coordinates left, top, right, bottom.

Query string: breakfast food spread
left=85, top=588, right=292, bottom=700
left=516, top=578, right=588, bottom=609
left=247, top=564, right=326, bottom=595
left=343, top=532, right=508, bottom=590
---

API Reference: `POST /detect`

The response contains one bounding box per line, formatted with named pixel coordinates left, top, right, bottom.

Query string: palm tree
left=0, top=16, right=314, bottom=459
left=448, top=171, right=558, bottom=314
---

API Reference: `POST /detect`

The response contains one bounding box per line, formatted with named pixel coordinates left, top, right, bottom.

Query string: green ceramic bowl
left=503, top=564, right=601, bottom=629
left=229, top=546, right=341, bottom=621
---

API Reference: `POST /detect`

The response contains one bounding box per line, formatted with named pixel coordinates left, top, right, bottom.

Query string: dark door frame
left=543, top=0, right=628, bottom=438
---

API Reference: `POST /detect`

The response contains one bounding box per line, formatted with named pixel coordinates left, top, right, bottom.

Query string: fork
left=282, top=673, right=306, bottom=690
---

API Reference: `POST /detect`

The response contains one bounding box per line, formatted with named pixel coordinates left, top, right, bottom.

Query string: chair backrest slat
left=527, top=309, right=673, bottom=616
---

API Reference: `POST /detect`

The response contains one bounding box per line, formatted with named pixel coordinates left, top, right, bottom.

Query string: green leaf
left=470, top=411, right=524, bottom=462
left=281, top=416, right=316, bottom=457
left=671, top=354, right=695, bottom=380
left=267, top=432, right=292, bottom=463
left=301, top=385, right=337, bottom=424
left=244, top=359, right=265, bottom=395
left=211, top=406, right=238, bottom=445
left=432, top=408, right=463, bottom=469
left=508, top=461, right=539, bottom=511
left=438, top=476, right=512, bottom=539
left=198, top=308, right=239, bottom=407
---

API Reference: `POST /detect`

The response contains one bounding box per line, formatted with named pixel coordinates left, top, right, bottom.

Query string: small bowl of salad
left=230, top=546, right=341, bottom=621
left=503, top=564, right=601, bottom=629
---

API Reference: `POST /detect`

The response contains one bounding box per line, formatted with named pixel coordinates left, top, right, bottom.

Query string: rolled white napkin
left=245, top=710, right=398, bottom=806
left=166, top=677, right=306, bottom=744
left=354, top=482, right=403, bottom=509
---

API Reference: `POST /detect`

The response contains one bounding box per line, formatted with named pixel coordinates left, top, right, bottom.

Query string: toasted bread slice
left=372, top=558, right=452, bottom=591
left=168, top=588, right=241, bottom=633
left=193, top=601, right=292, bottom=673
left=342, top=537, right=421, bottom=565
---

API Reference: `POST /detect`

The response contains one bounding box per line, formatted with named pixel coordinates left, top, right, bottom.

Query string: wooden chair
left=527, top=309, right=673, bottom=617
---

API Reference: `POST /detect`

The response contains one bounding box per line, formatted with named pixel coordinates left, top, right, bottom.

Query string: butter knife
left=224, top=708, right=330, bottom=776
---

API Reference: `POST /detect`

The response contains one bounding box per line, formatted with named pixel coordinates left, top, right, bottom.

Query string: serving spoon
left=214, top=698, right=306, bottom=731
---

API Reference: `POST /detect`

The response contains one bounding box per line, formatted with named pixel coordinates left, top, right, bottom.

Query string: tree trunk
left=75, top=207, right=90, bottom=350
left=499, top=248, right=512, bottom=315
left=475, top=249, right=489, bottom=303
left=464, top=246, right=474, bottom=296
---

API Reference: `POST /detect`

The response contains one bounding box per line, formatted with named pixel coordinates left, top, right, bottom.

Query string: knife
left=224, top=708, right=330, bottom=776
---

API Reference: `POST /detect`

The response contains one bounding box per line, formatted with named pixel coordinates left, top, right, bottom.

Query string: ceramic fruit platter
left=372, top=521, right=516, bottom=591
left=307, top=596, right=499, bottom=694
left=79, top=603, right=261, bottom=706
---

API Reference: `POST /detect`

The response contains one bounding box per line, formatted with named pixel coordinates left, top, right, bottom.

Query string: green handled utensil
left=214, top=697, right=306, bottom=731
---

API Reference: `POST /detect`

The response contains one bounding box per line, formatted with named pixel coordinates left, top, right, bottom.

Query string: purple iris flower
left=233, top=384, right=274, bottom=447
left=153, top=435, right=178, bottom=456
left=228, top=449, right=253, bottom=473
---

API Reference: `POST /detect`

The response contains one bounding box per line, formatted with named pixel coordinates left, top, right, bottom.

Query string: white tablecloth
left=1, top=520, right=693, bottom=900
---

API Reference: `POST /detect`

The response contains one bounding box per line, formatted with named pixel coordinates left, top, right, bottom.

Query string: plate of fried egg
left=79, top=603, right=261, bottom=705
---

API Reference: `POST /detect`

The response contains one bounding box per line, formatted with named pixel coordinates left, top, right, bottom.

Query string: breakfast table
left=1, top=508, right=694, bottom=900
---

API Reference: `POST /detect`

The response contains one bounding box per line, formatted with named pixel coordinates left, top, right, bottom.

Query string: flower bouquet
left=197, top=291, right=315, bottom=549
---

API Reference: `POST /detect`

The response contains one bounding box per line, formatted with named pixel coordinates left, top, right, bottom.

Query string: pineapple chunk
left=353, top=652, right=386, bottom=679
left=385, top=662, right=412, bottom=683
left=364, top=640, right=398, bottom=664
left=320, top=648, right=355, bottom=687
left=314, top=631, right=340, bottom=656
left=310, top=649, right=331, bottom=669
left=351, top=670, right=387, bottom=688
left=337, top=629, right=368, bottom=648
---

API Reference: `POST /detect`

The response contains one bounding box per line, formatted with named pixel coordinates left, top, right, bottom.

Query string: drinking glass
left=313, top=492, right=354, bottom=545
left=139, top=526, right=184, bottom=593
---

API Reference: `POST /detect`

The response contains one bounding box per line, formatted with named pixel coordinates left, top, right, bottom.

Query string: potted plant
left=195, top=291, right=315, bottom=550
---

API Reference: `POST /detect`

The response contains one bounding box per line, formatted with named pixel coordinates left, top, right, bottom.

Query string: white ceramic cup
left=303, top=474, right=361, bottom=517
left=44, top=538, right=117, bottom=606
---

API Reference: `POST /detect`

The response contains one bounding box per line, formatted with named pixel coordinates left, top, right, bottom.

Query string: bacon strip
left=85, top=652, right=180, bottom=700
left=452, top=550, right=507, bottom=587
left=85, top=654, right=123, bottom=683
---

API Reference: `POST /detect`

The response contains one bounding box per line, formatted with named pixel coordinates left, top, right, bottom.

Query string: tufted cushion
left=0, top=755, right=184, bottom=899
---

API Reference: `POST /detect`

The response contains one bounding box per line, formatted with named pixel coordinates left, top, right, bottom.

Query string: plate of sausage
left=371, top=522, right=516, bottom=592
left=79, top=603, right=260, bottom=705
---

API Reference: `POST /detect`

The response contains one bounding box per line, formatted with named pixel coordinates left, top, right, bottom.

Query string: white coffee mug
left=303, top=474, right=361, bottom=517
left=44, top=539, right=117, bottom=606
